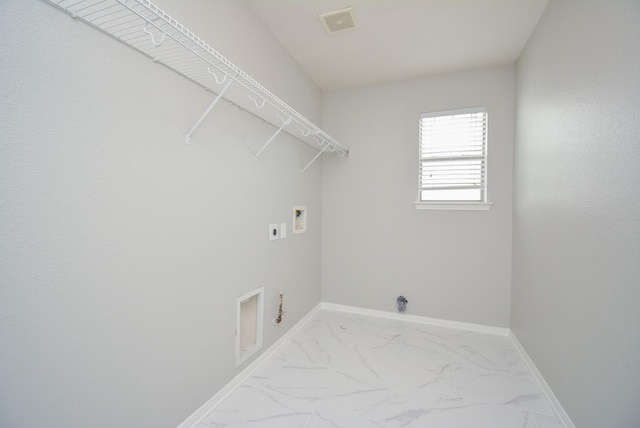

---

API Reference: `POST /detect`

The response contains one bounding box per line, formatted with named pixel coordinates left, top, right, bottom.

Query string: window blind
left=419, top=108, right=488, bottom=202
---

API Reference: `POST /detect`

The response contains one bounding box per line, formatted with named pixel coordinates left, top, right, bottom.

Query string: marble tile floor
left=196, top=310, right=564, bottom=428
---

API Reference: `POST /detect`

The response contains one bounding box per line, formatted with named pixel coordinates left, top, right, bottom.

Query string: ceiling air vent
left=318, top=7, right=355, bottom=34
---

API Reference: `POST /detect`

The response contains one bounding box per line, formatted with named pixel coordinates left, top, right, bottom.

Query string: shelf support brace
left=255, top=114, right=291, bottom=160
left=186, top=79, right=233, bottom=144
left=302, top=143, right=331, bottom=173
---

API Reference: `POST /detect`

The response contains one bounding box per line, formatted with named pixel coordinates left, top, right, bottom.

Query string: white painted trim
left=320, top=302, right=510, bottom=336
left=414, top=201, right=493, bottom=211
left=509, top=332, right=576, bottom=428
left=176, top=303, right=321, bottom=428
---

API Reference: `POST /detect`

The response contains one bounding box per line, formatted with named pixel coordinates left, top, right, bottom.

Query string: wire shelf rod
left=43, top=0, right=349, bottom=156
left=121, top=0, right=345, bottom=151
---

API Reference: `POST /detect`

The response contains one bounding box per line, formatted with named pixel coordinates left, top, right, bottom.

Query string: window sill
left=414, top=201, right=493, bottom=211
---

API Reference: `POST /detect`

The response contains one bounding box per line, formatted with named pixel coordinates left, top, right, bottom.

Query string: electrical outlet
left=268, top=224, right=279, bottom=241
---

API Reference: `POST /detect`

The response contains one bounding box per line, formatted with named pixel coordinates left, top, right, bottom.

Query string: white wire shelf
left=43, top=0, right=349, bottom=169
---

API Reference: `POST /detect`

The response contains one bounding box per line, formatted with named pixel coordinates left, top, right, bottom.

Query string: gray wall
left=0, top=1, right=326, bottom=427
left=322, top=65, right=515, bottom=327
left=512, top=1, right=640, bottom=427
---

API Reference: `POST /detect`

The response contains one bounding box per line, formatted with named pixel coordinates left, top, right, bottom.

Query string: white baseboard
left=320, top=302, right=510, bottom=336
left=176, top=303, right=321, bottom=428
left=509, top=332, right=576, bottom=428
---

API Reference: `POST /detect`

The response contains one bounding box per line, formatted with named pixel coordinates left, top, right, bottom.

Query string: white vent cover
left=318, top=7, right=355, bottom=33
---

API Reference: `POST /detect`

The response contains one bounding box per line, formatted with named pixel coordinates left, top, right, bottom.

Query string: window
left=417, top=108, right=490, bottom=209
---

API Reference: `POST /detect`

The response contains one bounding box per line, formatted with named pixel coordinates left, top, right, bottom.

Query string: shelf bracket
left=248, top=93, right=266, bottom=109
left=143, top=23, right=166, bottom=47
left=254, top=114, right=291, bottom=160
left=186, top=78, right=234, bottom=144
left=207, top=66, right=228, bottom=85
left=297, top=125, right=311, bottom=137
left=302, top=142, right=332, bottom=173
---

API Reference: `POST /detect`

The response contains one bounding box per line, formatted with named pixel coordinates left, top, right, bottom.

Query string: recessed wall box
left=293, top=206, right=307, bottom=234
left=236, top=287, right=264, bottom=367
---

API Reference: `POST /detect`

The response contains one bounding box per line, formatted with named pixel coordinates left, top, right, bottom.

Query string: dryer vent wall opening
left=236, top=287, right=264, bottom=366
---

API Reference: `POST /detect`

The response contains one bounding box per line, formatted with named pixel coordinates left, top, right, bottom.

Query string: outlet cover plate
left=269, top=224, right=279, bottom=241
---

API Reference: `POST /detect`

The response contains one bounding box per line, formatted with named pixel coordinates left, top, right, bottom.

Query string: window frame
left=415, top=107, right=492, bottom=211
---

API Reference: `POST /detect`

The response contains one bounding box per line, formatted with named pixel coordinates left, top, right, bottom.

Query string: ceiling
left=246, top=0, right=550, bottom=90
